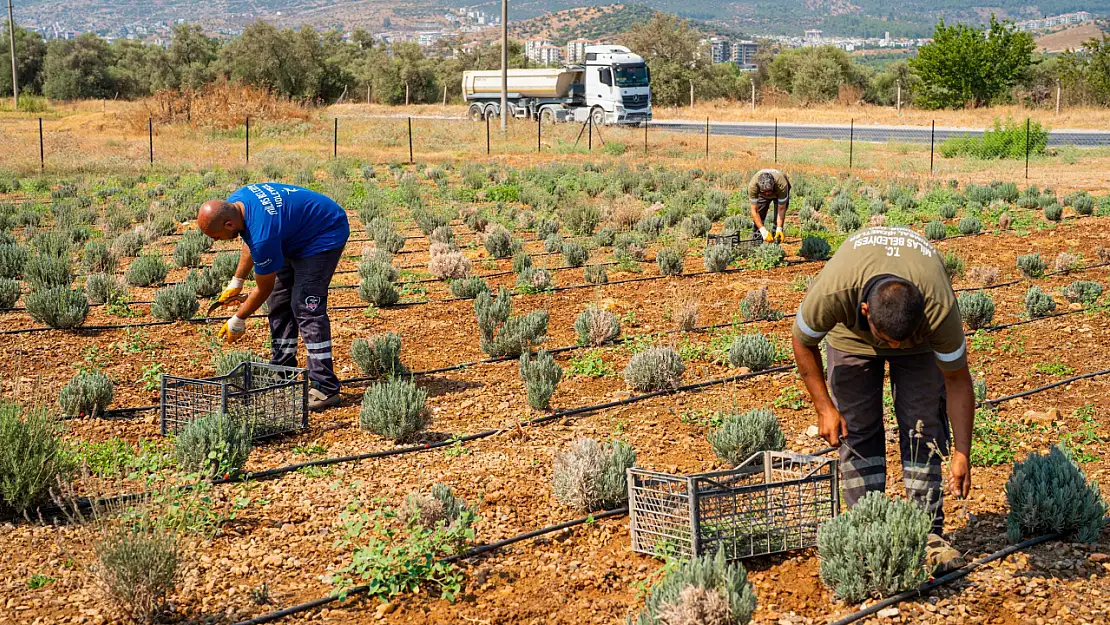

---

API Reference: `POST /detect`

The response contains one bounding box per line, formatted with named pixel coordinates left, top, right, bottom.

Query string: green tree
left=768, top=46, right=868, bottom=104
left=42, top=33, right=116, bottom=100
left=620, top=13, right=705, bottom=107
left=169, top=24, right=219, bottom=89
left=911, top=16, right=1034, bottom=109
left=0, top=22, right=47, bottom=96
left=1059, top=36, right=1110, bottom=104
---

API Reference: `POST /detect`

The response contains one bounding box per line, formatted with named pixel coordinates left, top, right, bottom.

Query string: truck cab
left=582, top=45, right=651, bottom=125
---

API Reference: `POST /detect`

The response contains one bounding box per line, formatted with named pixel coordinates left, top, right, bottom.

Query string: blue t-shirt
left=227, top=183, right=350, bottom=275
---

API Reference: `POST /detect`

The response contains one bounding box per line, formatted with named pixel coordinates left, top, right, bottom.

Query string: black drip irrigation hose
left=229, top=507, right=630, bottom=625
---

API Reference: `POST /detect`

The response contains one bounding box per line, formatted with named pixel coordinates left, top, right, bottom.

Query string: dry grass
left=128, top=82, right=310, bottom=130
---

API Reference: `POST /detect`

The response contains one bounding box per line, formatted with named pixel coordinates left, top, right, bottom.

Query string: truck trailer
left=462, top=45, right=651, bottom=125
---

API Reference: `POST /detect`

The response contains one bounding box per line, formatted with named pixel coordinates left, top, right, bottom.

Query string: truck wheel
left=483, top=104, right=499, bottom=120
left=539, top=107, right=556, bottom=124
left=591, top=106, right=606, bottom=127
left=468, top=104, right=484, bottom=122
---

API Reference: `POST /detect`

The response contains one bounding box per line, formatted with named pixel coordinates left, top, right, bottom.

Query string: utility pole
left=7, top=0, right=17, bottom=111
left=500, top=0, right=508, bottom=131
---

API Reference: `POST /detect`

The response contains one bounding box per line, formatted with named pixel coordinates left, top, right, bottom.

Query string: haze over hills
left=10, top=0, right=1106, bottom=40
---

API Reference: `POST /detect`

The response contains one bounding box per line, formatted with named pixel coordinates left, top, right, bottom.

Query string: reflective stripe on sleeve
left=934, top=341, right=966, bottom=363
left=794, top=303, right=827, bottom=341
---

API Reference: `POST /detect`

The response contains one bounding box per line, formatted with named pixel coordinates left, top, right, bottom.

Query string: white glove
left=758, top=227, right=771, bottom=243
left=228, top=276, right=245, bottom=290
left=226, top=315, right=246, bottom=333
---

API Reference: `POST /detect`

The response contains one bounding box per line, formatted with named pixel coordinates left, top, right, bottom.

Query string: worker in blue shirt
left=197, top=182, right=350, bottom=411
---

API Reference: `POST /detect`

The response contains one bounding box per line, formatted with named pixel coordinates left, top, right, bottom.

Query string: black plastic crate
left=160, top=362, right=308, bottom=439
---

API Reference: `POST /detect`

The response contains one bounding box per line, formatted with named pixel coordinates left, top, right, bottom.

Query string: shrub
left=1016, top=253, right=1045, bottom=278
left=957, top=291, right=995, bottom=330
left=484, top=225, right=513, bottom=259
left=924, top=221, right=947, bottom=241
left=939, top=118, right=1048, bottom=160
left=1053, top=252, right=1080, bottom=274
left=967, top=266, right=1000, bottom=287
left=682, top=214, right=712, bottom=238
left=213, top=350, right=265, bottom=376
left=519, top=350, right=563, bottom=411
left=1072, top=194, right=1095, bottom=216
left=0, top=243, right=28, bottom=279
left=125, top=255, right=168, bottom=287
left=584, top=264, right=608, bottom=284
left=24, top=253, right=72, bottom=291
left=635, top=214, right=665, bottom=237
left=0, top=276, right=17, bottom=308
left=151, top=283, right=199, bottom=321
left=1005, top=445, right=1107, bottom=543
left=799, top=235, right=831, bottom=260
left=25, top=286, right=88, bottom=328
left=675, top=299, right=699, bottom=331
left=85, top=273, right=127, bottom=305
left=563, top=203, right=602, bottom=236
left=358, top=266, right=399, bottom=307
left=973, top=377, right=988, bottom=403
left=750, top=243, right=785, bottom=270
left=58, top=370, right=114, bottom=417
left=722, top=214, right=753, bottom=236
left=614, top=232, right=648, bottom=260
left=449, top=276, right=489, bottom=299
left=184, top=269, right=221, bottom=299
left=360, top=377, right=429, bottom=442
left=172, top=238, right=206, bottom=268
left=1024, top=286, right=1056, bottom=318
left=739, top=287, right=782, bottom=322
left=33, top=230, right=74, bottom=258
left=704, top=245, right=734, bottom=273
left=544, top=233, right=564, bottom=254
left=1062, top=280, right=1102, bottom=305
left=175, top=411, right=253, bottom=477
left=112, top=231, right=146, bottom=257
left=535, top=217, right=560, bottom=239
left=938, top=203, right=958, bottom=219
left=818, top=491, right=932, bottom=602
left=402, top=483, right=475, bottom=531
left=351, top=333, right=408, bottom=377
left=657, top=248, right=684, bottom=276
left=708, top=408, right=786, bottom=465
left=474, top=289, right=549, bottom=357
left=430, top=225, right=455, bottom=246
left=562, top=241, right=589, bottom=268
left=836, top=211, right=862, bottom=233
left=942, top=251, right=965, bottom=281
left=0, top=402, right=71, bottom=515
left=635, top=549, right=756, bottom=625
left=1043, top=203, right=1062, bottom=222
left=574, top=306, right=621, bottom=346
left=552, top=438, right=635, bottom=512
left=516, top=267, right=554, bottom=293
left=94, top=528, right=179, bottom=625
left=428, top=249, right=471, bottom=280
left=623, top=347, right=685, bottom=392
left=593, top=227, right=616, bottom=247
left=957, top=216, right=981, bottom=235
left=82, top=240, right=119, bottom=274
left=728, top=333, right=777, bottom=371
left=511, top=250, right=533, bottom=274
left=369, top=218, right=405, bottom=254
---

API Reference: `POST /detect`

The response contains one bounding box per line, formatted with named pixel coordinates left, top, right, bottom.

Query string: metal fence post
left=930, top=120, right=935, bottom=176
left=848, top=118, right=854, bottom=175
left=774, top=118, right=778, bottom=163
left=486, top=114, right=491, bottom=155
left=644, top=121, right=648, bottom=156
left=705, top=117, right=709, bottom=159
left=148, top=117, right=153, bottom=165
left=245, top=116, right=250, bottom=164
left=333, top=118, right=338, bottom=159
left=1025, top=118, right=1030, bottom=180
left=588, top=115, right=593, bottom=151
left=408, top=117, right=414, bottom=164
left=38, top=117, right=43, bottom=170
left=536, top=114, right=541, bottom=153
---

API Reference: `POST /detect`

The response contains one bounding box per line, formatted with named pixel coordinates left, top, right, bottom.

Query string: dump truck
left=462, top=45, right=651, bottom=125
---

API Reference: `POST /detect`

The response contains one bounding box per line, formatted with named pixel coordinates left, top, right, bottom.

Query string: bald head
left=197, top=200, right=244, bottom=241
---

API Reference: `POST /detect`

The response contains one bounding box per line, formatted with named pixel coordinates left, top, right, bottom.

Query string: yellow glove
left=217, top=316, right=246, bottom=344
left=216, top=286, right=242, bottom=306
left=759, top=226, right=772, bottom=243
left=774, top=229, right=785, bottom=244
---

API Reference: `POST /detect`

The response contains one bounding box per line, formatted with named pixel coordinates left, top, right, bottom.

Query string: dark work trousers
left=267, top=246, right=345, bottom=396
left=750, top=197, right=788, bottom=239
left=826, top=346, right=950, bottom=534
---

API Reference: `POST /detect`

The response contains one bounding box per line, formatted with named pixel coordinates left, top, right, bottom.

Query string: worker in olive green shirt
left=748, top=169, right=790, bottom=243
left=791, top=226, right=974, bottom=573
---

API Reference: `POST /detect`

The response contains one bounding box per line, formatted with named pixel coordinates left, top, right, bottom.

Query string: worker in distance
left=748, top=168, right=790, bottom=244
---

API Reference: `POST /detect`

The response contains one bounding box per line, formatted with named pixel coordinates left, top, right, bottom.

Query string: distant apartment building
left=803, top=29, right=823, bottom=46
left=566, top=38, right=589, bottom=64
left=1015, top=11, right=1091, bottom=32
left=525, top=39, right=550, bottom=61
left=535, top=44, right=563, bottom=66
left=731, top=40, right=758, bottom=69
left=707, top=37, right=731, bottom=64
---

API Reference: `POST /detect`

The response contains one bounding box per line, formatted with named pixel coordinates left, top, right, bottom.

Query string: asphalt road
left=650, top=120, right=1110, bottom=147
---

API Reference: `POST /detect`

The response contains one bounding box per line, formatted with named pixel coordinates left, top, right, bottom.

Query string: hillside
left=509, top=4, right=658, bottom=45
left=1035, top=22, right=1107, bottom=53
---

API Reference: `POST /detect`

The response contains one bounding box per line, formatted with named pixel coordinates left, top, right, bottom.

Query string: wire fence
left=2, top=112, right=1109, bottom=186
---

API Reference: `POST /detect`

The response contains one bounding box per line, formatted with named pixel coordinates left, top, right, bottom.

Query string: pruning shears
left=206, top=293, right=248, bottom=318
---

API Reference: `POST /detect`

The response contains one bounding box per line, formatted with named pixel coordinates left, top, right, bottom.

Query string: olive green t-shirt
left=791, top=227, right=967, bottom=371
left=748, top=169, right=791, bottom=201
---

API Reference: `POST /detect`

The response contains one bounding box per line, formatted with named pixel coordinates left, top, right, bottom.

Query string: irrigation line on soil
left=229, top=507, right=631, bottom=625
